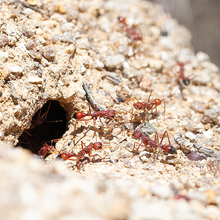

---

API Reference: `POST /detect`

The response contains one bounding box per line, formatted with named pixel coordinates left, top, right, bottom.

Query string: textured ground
left=1, top=0, right=220, bottom=219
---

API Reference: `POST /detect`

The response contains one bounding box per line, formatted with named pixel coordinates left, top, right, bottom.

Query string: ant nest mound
left=1, top=0, right=220, bottom=219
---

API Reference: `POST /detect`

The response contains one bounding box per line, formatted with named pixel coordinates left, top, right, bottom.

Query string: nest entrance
left=16, top=100, right=67, bottom=154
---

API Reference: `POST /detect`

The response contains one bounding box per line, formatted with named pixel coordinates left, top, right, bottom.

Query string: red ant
left=177, top=62, right=192, bottom=86
left=38, top=142, right=58, bottom=157
left=128, top=90, right=165, bottom=122
left=59, top=141, right=108, bottom=171
left=118, top=16, right=142, bottom=41
left=72, top=103, right=120, bottom=140
left=131, top=130, right=177, bottom=159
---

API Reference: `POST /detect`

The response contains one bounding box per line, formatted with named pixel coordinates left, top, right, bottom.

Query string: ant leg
left=24, top=129, right=32, bottom=137
left=89, top=153, right=108, bottom=165
left=148, top=90, right=153, bottom=103
left=87, top=102, right=92, bottom=115
left=153, top=132, right=160, bottom=161
left=132, top=142, right=143, bottom=158
left=125, top=97, right=140, bottom=104
left=81, top=141, right=87, bottom=150
left=159, top=131, right=170, bottom=145
left=40, top=101, right=51, bottom=122
left=93, top=119, right=97, bottom=141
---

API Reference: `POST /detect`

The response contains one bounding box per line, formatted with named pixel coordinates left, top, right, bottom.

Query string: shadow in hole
left=16, top=100, right=67, bottom=154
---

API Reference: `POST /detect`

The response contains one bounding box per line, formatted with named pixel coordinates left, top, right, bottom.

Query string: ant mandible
left=132, top=130, right=177, bottom=160
left=38, top=142, right=58, bottom=157
left=128, top=90, right=165, bottom=122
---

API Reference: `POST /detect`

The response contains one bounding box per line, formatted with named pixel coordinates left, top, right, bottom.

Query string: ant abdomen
left=163, top=145, right=177, bottom=154
left=183, top=78, right=190, bottom=86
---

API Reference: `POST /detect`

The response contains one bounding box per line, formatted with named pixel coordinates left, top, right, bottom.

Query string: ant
left=38, top=142, right=58, bottom=157
left=127, top=90, right=165, bottom=122
left=169, top=61, right=196, bottom=100
left=118, top=16, right=142, bottom=42
left=59, top=141, right=108, bottom=172
left=177, top=62, right=193, bottom=86
left=72, top=102, right=120, bottom=140
left=131, top=130, right=177, bottom=160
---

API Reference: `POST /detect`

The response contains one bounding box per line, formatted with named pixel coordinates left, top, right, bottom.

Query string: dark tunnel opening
left=16, top=100, right=67, bottom=155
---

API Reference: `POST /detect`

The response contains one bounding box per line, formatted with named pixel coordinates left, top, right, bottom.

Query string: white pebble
left=96, top=60, right=104, bottom=69
left=123, top=159, right=134, bottom=168
left=23, top=8, right=34, bottom=15
left=149, top=59, right=163, bottom=71
left=102, top=54, right=125, bottom=69
left=150, top=185, right=174, bottom=199
left=185, top=131, right=196, bottom=142
left=28, top=76, right=43, bottom=83
left=0, top=51, right=8, bottom=62
left=76, top=38, right=89, bottom=49
left=196, top=51, right=210, bottom=62
left=8, top=65, right=23, bottom=73
left=203, top=130, right=213, bottom=139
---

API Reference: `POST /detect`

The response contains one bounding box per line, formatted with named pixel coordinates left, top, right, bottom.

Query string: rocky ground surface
left=1, top=0, right=220, bottom=219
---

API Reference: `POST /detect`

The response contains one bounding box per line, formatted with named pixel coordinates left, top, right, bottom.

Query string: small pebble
left=60, top=32, right=75, bottom=44
left=150, top=185, right=174, bottom=199
left=76, top=38, right=90, bottom=49
left=149, top=59, right=163, bottom=72
left=44, top=47, right=56, bottom=61
left=187, top=151, right=207, bottom=161
left=23, top=8, right=34, bottom=16
left=190, top=100, right=205, bottom=113
left=102, top=55, right=125, bottom=69
left=187, top=190, right=207, bottom=204
left=27, top=0, right=38, bottom=5
left=0, top=34, right=9, bottom=47
left=203, top=130, right=213, bottom=139
left=28, top=76, right=43, bottom=84
left=96, top=60, right=104, bottom=69
left=0, top=51, right=8, bottom=62
left=8, top=65, right=23, bottom=73
left=161, top=30, right=168, bottom=36
left=26, top=39, right=35, bottom=50
left=123, top=158, right=134, bottom=168
left=185, top=131, right=196, bottom=142
left=196, top=51, right=210, bottom=62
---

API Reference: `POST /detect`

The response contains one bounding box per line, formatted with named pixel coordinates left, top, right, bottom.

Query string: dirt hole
left=16, top=100, right=67, bottom=154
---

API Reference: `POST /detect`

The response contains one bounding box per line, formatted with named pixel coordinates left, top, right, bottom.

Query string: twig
left=82, top=81, right=105, bottom=111
left=16, top=0, right=44, bottom=15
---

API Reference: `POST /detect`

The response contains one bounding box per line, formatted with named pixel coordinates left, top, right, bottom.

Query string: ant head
left=93, top=142, right=103, bottom=150
left=163, top=145, right=177, bottom=154
left=107, top=110, right=115, bottom=118
left=132, top=131, right=143, bottom=139
left=133, top=103, right=142, bottom=110
left=72, top=112, right=86, bottom=119
left=177, top=61, right=184, bottom=67
left=118, top=16, right=126, bottom=23
left=183, top=78, right=190, bottom=86
left=38, top=144, right=55, bottom=156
